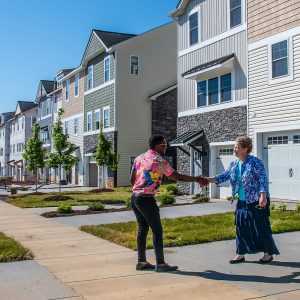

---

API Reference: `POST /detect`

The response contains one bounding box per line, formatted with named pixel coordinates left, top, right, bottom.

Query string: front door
left=193, top=147, right=202, bottom=194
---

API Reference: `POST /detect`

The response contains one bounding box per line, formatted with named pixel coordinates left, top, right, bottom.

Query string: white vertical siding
left=248, top=34, right=300, bottom=137
left=178, top=30, right=247, bottom=112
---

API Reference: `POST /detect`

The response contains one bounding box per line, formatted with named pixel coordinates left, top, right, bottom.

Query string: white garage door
left=216, top=147, right=235, bottom=199
left=263, top=131, right=300, bottom=200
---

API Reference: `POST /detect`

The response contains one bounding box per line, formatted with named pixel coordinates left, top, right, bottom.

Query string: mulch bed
left=41, top=207, right=131, bottom=218
left=43, top=195, right=74, bottom=201
left=88, top=188, right=115, bottom=193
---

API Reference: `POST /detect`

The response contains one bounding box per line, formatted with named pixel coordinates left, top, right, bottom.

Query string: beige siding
left=178, top=0, right=228, bottom=52
left=248, top=34, right=300, bottom=137
left=178, top=30, right=247, bottom=112
left=62, top=70, right=84, bottom=118
left=248, top=0, right=300, bottom=43
left=115, top=22, right=177, bottom=186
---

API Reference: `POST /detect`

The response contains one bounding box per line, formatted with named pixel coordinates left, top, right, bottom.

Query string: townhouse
left=247, top=0, right=300, bottom=200
left=0, top=112, right=14, bottom=177
left=79, top=23, right=177, bottom=187
left=59, top=67, right=85, bottom=185
left=170, top=0, right=247, bottom=197
left=7, top=101, right=38, bottom=181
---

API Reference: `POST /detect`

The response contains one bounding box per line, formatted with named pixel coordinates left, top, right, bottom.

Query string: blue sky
left=0, top=0, right=178, bottom=113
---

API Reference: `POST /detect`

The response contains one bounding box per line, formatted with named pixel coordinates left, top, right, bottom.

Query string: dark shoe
left=229, top=256, right=245, bottom=264
left=155, top=263, right=178, bottom=272
left=136, top=262, right=156, bottom=271
left=259, top=256, right=273, bottom=264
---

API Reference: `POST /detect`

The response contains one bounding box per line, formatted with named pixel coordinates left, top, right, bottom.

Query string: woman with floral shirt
left=205, top=137, right=279, bottom=264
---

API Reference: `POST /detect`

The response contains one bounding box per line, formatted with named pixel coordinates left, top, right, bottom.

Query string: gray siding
left=178, top=0, right=228, bottom=51
left=84, top=53, right=115, bottom=91
left=83, top=33, right=106, bottom=62
left=84, top=84, right=115, bottom=131
left=178, top=30, right=247, bottom=112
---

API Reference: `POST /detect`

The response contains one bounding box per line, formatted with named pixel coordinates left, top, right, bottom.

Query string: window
left=230, top=0, right=242, bottom=28
left=13, top=144, right=15, bottom=153
left=64, top=121, right=69, bottom=135
left=219, top=149, right=234, bottom=156
left=31, top=116, right=36, bottom=127
left=104, top=57, right=110, bottom=82
left=87, top=65, right=93, bottom=90
left=208, top=77, right=219, bottom=105
left=103, top=106, right=110, bottom=128
left=87, top=112, right=92, bottom=131
left=46, top=98, right=51, bottom=115
left=272, top=40, right=288, bottom=78
left=17, top=143, right=22, bottom=153
left=197, top=73, right=232, bottom=108
left=130, top=56, right=139, bottom=75
left=293, top=135, right=300, bottom=144
left=197, top=80, right=207, bottom=107
left=220, top=73, right=232, bottom=102
left=0, top=148, right=3, bottom=156
left=267, top=136, right=288, bottom=145
left=95, top=110, right=100, bottom=130
left=40, top=131, right=48, bottom=144
left=16, top=120, right=19, bottom=132
left=65, top=80, right=70, bottom=101
left=75, top=74, right=79, bottom=96
left=189, top=12, right=199, bottom=46
left=21, top=116, right=24, bottom=130
left=74, top=118, right=78, bottom=134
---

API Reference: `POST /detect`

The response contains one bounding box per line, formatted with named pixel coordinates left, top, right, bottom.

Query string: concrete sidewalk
left=0, top=201, right=259, bottom=300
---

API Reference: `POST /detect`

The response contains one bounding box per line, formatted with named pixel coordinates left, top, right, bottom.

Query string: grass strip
left=81, top=211, right=300, bottom=250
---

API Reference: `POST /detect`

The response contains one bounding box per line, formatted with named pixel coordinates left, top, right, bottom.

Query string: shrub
left=270, top=203, right=276, bottom=210
left=125, top=198, right=132, bottom=208
left=165, top=184, right=179, bottom=195
left=193, top=194, right=210, bottom=203
left=226, top=195, right=238, bottom=201
left=277, top=203, right=287, bottom=211
left=157, top=193, right=176, bottom=205
left=56, top=204, right=72, bottom=213
left=295, top=202, right=300, bottom=211
left=89, top=202, right=105, bottom=211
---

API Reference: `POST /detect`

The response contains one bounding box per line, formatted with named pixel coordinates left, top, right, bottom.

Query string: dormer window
left=189, top=12, right=199, bottom=46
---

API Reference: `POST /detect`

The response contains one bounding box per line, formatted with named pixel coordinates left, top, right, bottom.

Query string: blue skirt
left=235, top=200, right=280, bottom=255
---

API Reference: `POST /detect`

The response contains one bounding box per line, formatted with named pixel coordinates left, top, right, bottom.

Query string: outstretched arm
left=168, top=171, right=208, bottom=186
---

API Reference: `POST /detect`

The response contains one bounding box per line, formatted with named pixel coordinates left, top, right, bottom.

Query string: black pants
left=131, top=193, right=165, bottom=264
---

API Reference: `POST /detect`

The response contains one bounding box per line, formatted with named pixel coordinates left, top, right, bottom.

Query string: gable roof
left=169, top=0, right=191, bottom=18
left=41, top=80, right=55, bottom=94
left=35, top=80, right=55, bottom=103
left=16, top=101, right=37, bottom=115
left=93, top=30, right=136, bottom=48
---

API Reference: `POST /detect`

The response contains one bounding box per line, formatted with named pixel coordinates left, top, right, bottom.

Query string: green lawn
left=0, top=232, right=33, bottom=262
left=5, top=184, right=174, bottom=208
left=81, top=211, right=300, bottom=250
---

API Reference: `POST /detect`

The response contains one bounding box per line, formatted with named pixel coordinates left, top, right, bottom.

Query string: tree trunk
left=35, top=168, right=38, bottom=193
left=59, top=166, right=62, bottom=194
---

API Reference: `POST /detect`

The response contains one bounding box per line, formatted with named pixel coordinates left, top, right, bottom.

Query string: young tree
left=46, top=108, right=78, bottom=193
left=22, top=123, right=45, bottom=193
left=93, top=125, right=120, bottom=188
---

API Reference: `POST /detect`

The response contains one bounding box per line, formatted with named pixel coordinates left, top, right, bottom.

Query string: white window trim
left=65, top=80, right=70, bottom=102
left=84, top=79, right=115, bottom=96
left=188, top=7, right=201, bottom=47
left=194, top=72, right=235, bottom=109
left=95, top=109, right=101, bottom=130
left=227, top=0, right=245, bottom=31
left=268, top=37, right=293, bottom=85
left=103, top=106, right=110, bottom=128
left=104, top=56, right=110, bottom=82
left=75, top=74, right=80, bottom=98
left=87, top=65, right=94, bottom=90
left=87, top=111, right=92, bottom=132
left=130, top=55, right=139, bottom=76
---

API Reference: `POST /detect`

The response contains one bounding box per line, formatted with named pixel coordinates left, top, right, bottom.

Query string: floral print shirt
left=132, top=149, right=175, bottom=195
left=215, top=155, right=269, bottom=204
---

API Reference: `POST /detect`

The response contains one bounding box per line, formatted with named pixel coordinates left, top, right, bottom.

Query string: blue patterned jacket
left=215, top=155, right=269, bottom=204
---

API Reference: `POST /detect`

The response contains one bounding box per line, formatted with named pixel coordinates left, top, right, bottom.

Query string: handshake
left=196, top=176, right=209, bottom=187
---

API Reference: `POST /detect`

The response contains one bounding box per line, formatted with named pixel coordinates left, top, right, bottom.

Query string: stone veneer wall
left=177, top=105, right=247, bottom=194
left=152, top=88, right=177, bottom=169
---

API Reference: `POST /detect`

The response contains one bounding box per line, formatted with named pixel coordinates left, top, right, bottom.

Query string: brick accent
left=152, top=88, right=177, bottom=169
left=248, top=0, right=300, bottom=43
left=177, top=105, right=247, bottom=194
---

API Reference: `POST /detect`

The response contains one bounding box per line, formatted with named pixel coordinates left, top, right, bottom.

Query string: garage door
left=216, top=147, right=235, bottom=199
left=263, top=131, right=300, bottom=200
